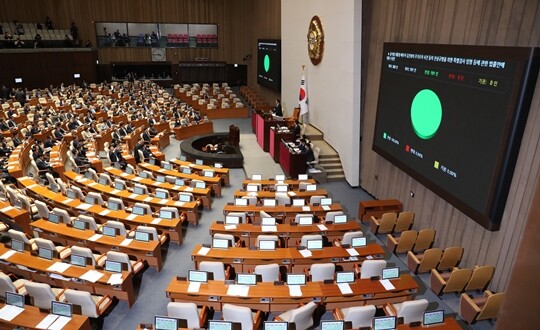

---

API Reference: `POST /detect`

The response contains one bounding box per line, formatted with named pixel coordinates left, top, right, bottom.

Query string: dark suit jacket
left=274, top=104, right=283, bottom=117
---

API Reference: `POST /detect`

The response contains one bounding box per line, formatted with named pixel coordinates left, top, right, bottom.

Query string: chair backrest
left=393, top=230, right=418, bottom=254
left=0, top=272, right=17, bottom=297
left=64, top=289, right=100, bottom=317
left=133, top=202, right=153, bottom=215
left=377, top=212, right=398, bottom=233
left=259, top=210, right=272, bottom=219
left=34, top=237, right=57, bottom=251
left=167, top=302, right=201, bottom=328
left=78, top=214, right=100, bottom=231
left=107, top=197, right=125, bottom=210
left=476, top=292, right=505, bottom=321
left=254, top=264, right=280, bottom=282
left=417, top=248, right=443, bottom=273
left=46, top=173, right=56, bottom=187
left=342, top=231, right=364, bottom=245
left=300, top=234, right=323, bottom=247
left=114, top=179, right=127, bottom=190
left=199, top=261, right=226, bottom=281
left=160, top=207, right=179, bottom=219
left=16, top=193, right=33, bottom=213
left=309, top=195, right=324, bottom=205
left=465, top=265, right=495, bottom=292
left=87, top=168, right=99, bottom=181
left=256, top=235, right=279, bottom=247
left=8, top=229, right=31, bottom=244
left=396, top=299, right=429, bottom=324
left=87, top=192, right=105, bottom=206
left=228, top=212, right=247, bottom=224
left=394, top=211, right=414, bottom=232
left=360, top=260, right=387, bottom=279
left=223, top=303, right=255, bottom=330
left=98, top=173, right=112, bottom=185
left=437, top=247, right=464, bottom=271
left=134, top=183, right=149, bottom=195
left=413, top=228, right=436, bottom=253
left=341, top=305, right=377, bottom=328
left=214, top=233, right=236, bottom=247
left=24, top=281, right=56, bottom=309
left=325, top=211, right=344, bottom=223
left=106, top=251, right=132, bottom=272
left=34, top=199, right=49, bottom=219
left=275, top=194, right=291, bottom=206
left=71, top=186, right=85, bottom=200
left=104, top=220, right=127, bottom=236
left=241, top=196, right=257, bottom=205
left=70, top=245, right=97, bottom=265
left=6, top=187, right=18, bottom=205
left=136, top=226, right=159, bottom=241
left=309, top=263, right=335, bottom=282
left=445, top=268, right=473, bottom=294
left=154, top=188, right=170, bottom=199
left=287, top=302, right=317, bottom=328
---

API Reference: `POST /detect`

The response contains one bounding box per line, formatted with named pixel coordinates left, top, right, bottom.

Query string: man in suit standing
left=109, top=144, right=127, bottom=170
left=272, top=99, right=283, bottom=117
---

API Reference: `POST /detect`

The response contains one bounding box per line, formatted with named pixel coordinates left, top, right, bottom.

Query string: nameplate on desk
left=120, top=172, right=129, bottom=177
left=317, top=224, right=328, bottom=231
left=302, top=206, right=311, bottom=212
left=88, top=182, right=98, bottom=187
left=76, top=203, right=93, bottom=210
left=144, top=197, right=154, bottom=202
left=63, top=198, right=73, bottom=203
left=185, top=187, right=194, bottom=192
left=197, top=247, right=210, bottom=256
left=288, top=285, right=303, bottom=297
left=346, top=248, right=360, bottom=256
left=99, top=209, right=111, bottom=216
left=158, top=199, right=168, bottom=205
left=337, top=283, right=353, bottom=295
left=233, top=258, right=242, bottom=264
left=111, top=189, right=121, bottom=194
left=380, top=279, right=396, bottom=291
left=322, top=205, right=331, bottom=211
left=151, top=218, right=162, bottom=224
left=133, top=177, right=143, bottom=182
left=299, top=250, right=312, bottom=258
left=27, top=184, right=39, bottom=189
left=224, top=225, right=237, bottom=230
left=120, top=239, right=133, bottom=246
left=287, top=191, right=296, bottom=196
left=88, top=234, right=103, bottom=241
left=79, top=270, right=104, bottom=283
left=174, top=201, right=185, bottom=207
left=128, top=193, right=138, bottom=199
left=0, top=250, right=16, bottom=260
left=47, top=261, right=71, bottom=273
left=126, top=214, right=137, bottom=220
left=187, top=281, right=201, bottom=293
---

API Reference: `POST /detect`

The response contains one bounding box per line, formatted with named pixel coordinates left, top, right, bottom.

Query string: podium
left=270, top=127, right=294, bottom=162
left=279, top=140, right=306, bottom=178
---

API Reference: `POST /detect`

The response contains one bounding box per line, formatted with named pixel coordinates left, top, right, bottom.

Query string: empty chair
left=325, top=211, right=344, bottom=223
left=98, top=251, right=145, bottom=274
left=8, top=229, right=37, bottom=251
left=87, top=192, right=105, bottom=206
left=253, top=264, right=280, bottom=282
left=167, top=302, right=210, bottom=329
left=309, top=263, right=335, bottom=282
left=34, top=199, right=50, bottom=219
left=256, top=235, right=279, bottom=248
left=384, top=299, right=429, bottom=324
left=77, top=214, right=102, bottom=231
left=241, top=195, right=258, bottom=205
left=87, top=168, right=99, bottom=181
left=437, top=247, right=464, bottom=272
left=309, top=195, right=325, bottom=205
left=107, top=197, right=126, bottom=211
left=70, top=245, right=104, bottom=266
left=102, top=220, right=130, bottom=237
left=298, top=182, right=310, bottom=190
left=300, top=234, right=323, bottom=247
left=460, top=290, right=504, bottom=324
left=386, top=230, right=417, bottom=254
left=275, top=194, right=291, bottom=206
left=222, top=303, right=263, bottom=330
left=407, top=248, right=443, bottom=274
left=340, top=231, right=364, bottom=246
left=370, top=212, right=397, bottom=234
left=70, top=186, right=85, bottom=200
left=64, top=289, right=112, bottom=318
left=430, top=268, right=473, bottom=296
left=135, top=226, right=168, bottom=244
left=34, top=237, right=71, bottom=259
left=45, top=172, right=56, bottom=188
left=5, top=187, right=18, bottom=205
left=333, top=305, right=376, bottom=328
left=98, top=173, right=112, bottom=185
left=274, top=302, right=318, bottom=329
left=0, top=272, right=28, bottom=297
left=17, top=193, right=39, bottom=219
left=464, top=265, right=495, bottom=292
left=199, top=261, right=231, bottom=281
left=393, top=211, right=414, bottom=233
left=113, top=178, right=128, bottom=190
left=358, top=259, right=387, bottom=279
left=24, top=282, right=66, bottom=309
left=413, top=228, right=436, bottom=253
left=52, top=208, right=76, bottom=224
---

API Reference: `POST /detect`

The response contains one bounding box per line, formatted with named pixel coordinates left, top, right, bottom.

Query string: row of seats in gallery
left=370, top=211, right=414, bottom=235
left=386, top=228, right=436, bottom=254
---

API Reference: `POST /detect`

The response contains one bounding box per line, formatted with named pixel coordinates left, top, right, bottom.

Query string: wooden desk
left=151, top=130, right=170, bottom=149
left=279, top=141, right=306, bottom=178
left=124, top=127, right=144, bottom=151
left=397, top=317, right=462, bottom=330
left=173, top=121, right=214, bottom=141
left=270, top=127, right=295, bottom=162
left=191, top=244, right=385, bottom=273
left=358, top=199, right=402, bottom=222
left=17, top=177, right=184, bottom=245
left=8, top=139, right=32, bottom=179
left=166, top=275, right=418, bottom=312
left=31, top=219, right=164, bottom=271
left=209, top=221, right=362, bottom=247
left=233, top=188, right=329, bottom=201
left=94, top=127, right=113, bottom=152
left=0, top=244, right=136, bottom=307
left=222, top=203, right=344, bottom=223
left=170, top=158, right=230, bottom=186
left=242, top=178, right=317, bottom=190
left=0, top=302, right=91, bottom=330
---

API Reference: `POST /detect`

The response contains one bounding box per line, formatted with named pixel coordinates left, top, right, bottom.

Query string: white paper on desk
left=7, top=166, right=14, bottom=170
left=299, top=249, right=312, bottom=258
left=224, top=225, right=237, bottom=230
left=197, top=247, right=210, bottom=256
left=172, top=185, right=181, bottom=190
left=0, top=206, right=15, bottom=213
left=47, top=262, right=71, bottom=273
left=62, top=198, right=73, bottom=204
left=0, top=250, right=16, bottom=260
left=120, top=172, right=128, bottom=177
left=188, top=164, right=195, bottom=167
left=322, top=205, right=331, bottom=211
left=76, top=203, right=92, bottom=210
left=107, top=273, right=123, bottom=285
left=105, top=167, right=113, bottom=171
left=288, top=285, right=303, bottom=297
left=380, top=279, right=396, bottom=291
left=126, top=214, right=137, bottom=220
left=366, top=255, right=374, bottom=260
left=288, top=191, right=296, bottom=196
left=174, top=201, right=185, bottom=207
left=185, top=187, right=194, bottom=192
left=187, top=281, right=201, bottom=293
left=88, top=182, right=97, bottom=187
left=337, top=283, right=353, bottom=295
left=227, top=284, right=249, bottom=297
left=48, top=315, right=72, bottom=330
left=302, top=206, right=311, bottom=212
left=346, top=248, right=359, bottom=256
left=111, top=189, right=121, bottom=194
left=120, top=238, right=133, bottom=246
left=36, top=314, right=58, bottom=329
left=133, top=177, right=143, bottom=182
left=28, top=183, right=39, bottom=189
left=151, top=218, right=162, bottom=224
left=262, top=225, right=277, bottom=232
left=88, top=234, right=103, bottom=242
left=99, top=209, right=111, bottom=216
left=317, top=224, right=328, bottom=231
left=79, top=270, right=104, bottom=283
left=129, top=193, right=138, bottom=199
left=0, top=304, right=24, bottom=321
left=144, top=197, right=154, bottom=202
left=158, top=199, right=168, bottom=205
left=158, top=169, right=166, bottom=173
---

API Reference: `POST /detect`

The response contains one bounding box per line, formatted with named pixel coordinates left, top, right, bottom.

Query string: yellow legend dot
left=434, top=161, right=439, bottom=169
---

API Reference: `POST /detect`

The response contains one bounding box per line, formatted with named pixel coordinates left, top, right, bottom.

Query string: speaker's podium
left=279, top=140, right=306, bottom=178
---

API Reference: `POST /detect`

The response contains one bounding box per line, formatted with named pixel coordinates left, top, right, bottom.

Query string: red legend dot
left=406, top=145, right=410, bottom=152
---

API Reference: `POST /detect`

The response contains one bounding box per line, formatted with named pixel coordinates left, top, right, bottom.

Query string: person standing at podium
left=272, top=99, right=283, bottom=117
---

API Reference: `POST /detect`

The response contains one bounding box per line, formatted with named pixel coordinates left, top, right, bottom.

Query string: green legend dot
left=264, top=55, right=270, bottom=72
left=411, top=89, right=442, bottom=140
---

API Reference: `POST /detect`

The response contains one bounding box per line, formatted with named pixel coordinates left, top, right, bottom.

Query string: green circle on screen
left=411, top=89, right=442, bottom=140
left=264, top=54, right=270, bottom=72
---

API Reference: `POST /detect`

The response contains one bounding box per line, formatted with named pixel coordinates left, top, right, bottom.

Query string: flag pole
left=300, top=65, right=305, bottom=124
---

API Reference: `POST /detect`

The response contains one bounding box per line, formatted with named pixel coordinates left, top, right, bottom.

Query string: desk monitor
left=72, top=219, right=88, bottom=230
left=382, top=267, right=400, bottom=280
left=180, top=155, right=187, bottom=161
left=320, top=198, right=332, bottom=206
left=258, top=240, right=276, bottom=251
left=71, top=254, right=91, bottom=267
left=286, top=274, right=306, bottom=286
left=48, top=212, right=61, bottom=224
left=188, top=270, right=209, bottom=283
left=5, top=292, right=24, bottom=308
left=423, top=310, right=444, bottom=326
left=156, top=175, right=166, bottom=183
left=306, top=239, right=323, bottom=250
left=133, top=186, right=145, bottom=195
left=212, top=238, right=231, bottom=249
left=84, top=171, right=93, bottom=180
left=162, top=162, right=173, bottom=170
left=114, top=181, right=125, bottom=190
left=263, top=199, right=277, bottom=207
left=209, top=321, right=241, bottom=330
left=66, top=189, right=77, bottom=199
left=321, top=321, right=345, bottom=330
left=84, top=195, right=97, bottom=205
left=306, top=184, right=317, bottom=191
left=336, top=271, right=356, bottom=284
left=261, top=217, right=276, bottom=226
left=225, top=215, right=240, bottom=224
left=14, top=78, right=22, bottom=84
left=135, top=231, right=151, bottom=242
left=292, top=199, right=305, bottom=207
left=132, top=205, right=146, bottom=215
left=298, top=215, right=313, bottom=225
left=148, top=158, right=156, bottom=165
left=13, top=200, right=22, bottom=210
left=139, top=172, right=149, bottom=179
left=154, top=316, right=182, bottom=330
left=333, top=214, right=347, bottom=224
left=195, top=181, right=206, bottom=189
left=98, top=177, right=108, bottom=185
left=235, top=198, right=248, bottom=206
left=38, top=247, right=54, bottom=260
left=214, top=162, right=223, bottom=168
left=246, top=184, right=259, bottom=192
left=155, top=190, right=168, bottom=199
left=175, top=178, right=185, bottom=186
left=373, top=316, right=397, bottom=330
left=10, top=239, right=24, bottom=252
left=51, top=301, right=72, bottom=318
left=196, top=159, right=204, bottom=165
left=105, top=260, right=125, bottom=273
left=251, top=174, right=262, bottom=181
left=276, top=184, right=288, bottom=192
left=351, top=237, right=367, bottom=247
left=298, top=174, right=308, bottom=181
left=182, top=167, right=192, bottom=174
left=179, top=194, right=192, bottom=202
left=125, top=166, right=134, bottom=174
left=160, top=209, right=175, bottom=219
left=275, top=174, right=286, bottom=181
left=112, top=162, right=121, bottom=169
left=264, top=322, right=290, bottom=330
left=204, top=170, right=214, bottom=177
left=102, top=226, right=118, bottom=237
left=236, top=273, right=257, bottom=285
left=50, top=184, right=59, bottom=193
left=108, top=201, right=120, bottom=211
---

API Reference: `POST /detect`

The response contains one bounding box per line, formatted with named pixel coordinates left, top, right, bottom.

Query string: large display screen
left=373, top=43, right=539, bottom=230
left=257, top=39, right=281, bottom=92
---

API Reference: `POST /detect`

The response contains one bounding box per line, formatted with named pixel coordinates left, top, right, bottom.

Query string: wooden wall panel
left=361, top=0, right=540, bottom=292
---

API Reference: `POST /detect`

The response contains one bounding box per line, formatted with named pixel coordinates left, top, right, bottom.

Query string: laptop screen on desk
left=251, top=174, right=262, bottom=181
left=163, top=163, right=173, bottom=170
left=179, top=194, right=192, bottom=202
left=155, top=190, right=168, bottom=199
left=5, top=292, right=24, bottom=308
left=66, top=189, right=76, bottom=199
left=188, top=270, right=209, bottom=283
left=246, top=184, right=259, bottom=192
left=51, top=301, right=72, bottom=317
left=276, top=184, right=288, bottom=192
left=196, top=159, right=204, bottom=165
left=132, top=206, right=146, bottom=215
left=423, top=310, right=444, bottom=326
left=160, top=210, right=174, bottom=219
left=351, top=237, right=367, bottom=247
left=38, top=247, right=53, bottom=260
left=105, top=260, right=123, bottom=273
left=306, top=239, right=323, bottom=250
left=212, top=238, right=230, bottom=249
left=10, top=239, right=24, bottom=252
left=204, top=170, right=214, bottom=177
left=321, top=321, right=345, bottom=330
left=292, top=199, right=305, bottom=207
left=263, top=199, right=276, bottom=207
left=214, top=162, right=223, bottom=168
left=71, top=254, right=89, bottom=267
left=156, top=175, right=166, bottom=183
left=225, top=216, right=240, bottom=224
left=73, top=219, right=87, bottom=230
left=320, top=198, right=332, bottom=206
left=306, top=184, right=317, bottom=191
left=373, top=316, right=396, bottom=330
left=382, top=267, right=400, bottom=280
left=258, top=240, right=276, bottom=251
left=298, top=216, right=313, bottom=225
left=336, top=271, right=356, bottom=284
left=298, top=174, right=308, bottom=181
left=125, top=167, right=134, bottom=174
left=133, top=186, right=145, bottom=195
left=108, top=201, right=120, bottom=211
left=195, top=181, right=206, bottom=189
left=139, top=171, right=148, bottom=179
left=135, top=231, right=151, bottom=242
left=182, top=168, right=191, bottom=174
left=236, top=273, right=257, bottom=285
left=286, top=274, right=306, bottom=286
left=114, top=182, right=125, bottom=190
left=235, top=198, right=248, bottom=206
left=48, top=213, right=61, bottom=224
left=85, top=196, right=97, bottom=205
left=209, top=321, right=234, bottom=330
left=275, top=174, right=285, bottom=181
left=175, top=178, right=185, bottom=186
left=102, top=226, right=117, bottom=237
left=180, top=156, right=187, bottom=161
left=98, top=177, right=108, bottom=185
left=261, top=217, right=276, bottom=226
left=333, top=214, right=347, bottom=224
left=154, top=316, right=179, bottom=330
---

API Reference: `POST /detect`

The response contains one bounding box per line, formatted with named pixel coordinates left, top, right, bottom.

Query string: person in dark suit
left=292, top=120, right=301, bottom=140
left=273, top=99, right=283, bottom=117
left=0, top=120, right=8, bottom=131
left=109, top=145, right=127, bottom=170
left=14, top=89, right=26, bottom=105
left=142, top=129, right=152, bottom=143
